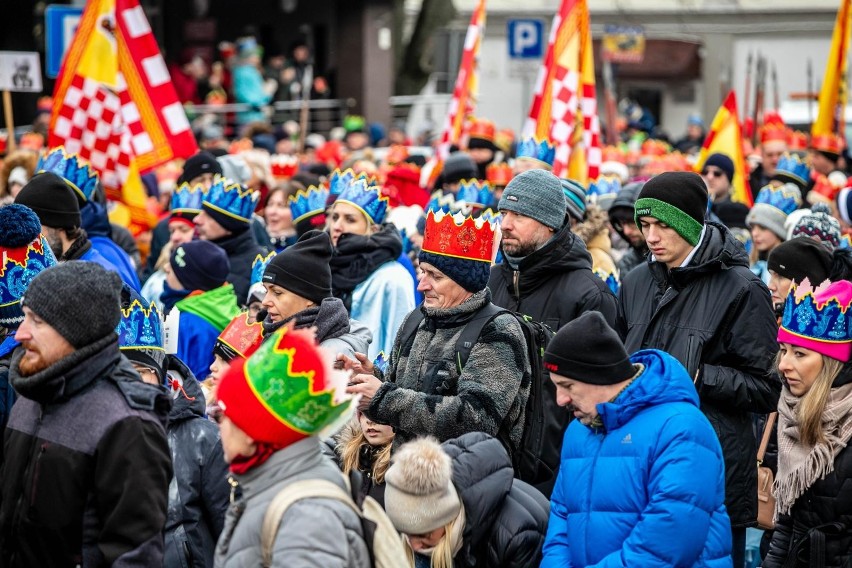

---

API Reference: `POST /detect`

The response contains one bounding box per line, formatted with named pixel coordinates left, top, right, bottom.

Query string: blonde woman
left=335, top=412, right=394, bottom=506
left=763, top=278, right=852, bottom=568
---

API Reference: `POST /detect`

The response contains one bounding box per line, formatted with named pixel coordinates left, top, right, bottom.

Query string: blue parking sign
left=45, top=5, right=83, bottom=79
left=508, top=19, right=544, bottom=59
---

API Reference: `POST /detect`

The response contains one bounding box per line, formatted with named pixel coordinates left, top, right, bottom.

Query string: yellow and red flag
left=813, top=0, right=851, bottom=143
left=523, top=0, right=600, bottom=182
left=695, top=90, right=753, bottom=206
left=49, top=0, right=198, bottom=234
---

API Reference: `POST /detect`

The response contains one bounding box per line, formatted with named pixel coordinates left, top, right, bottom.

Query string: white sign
left=0, top=52, right=43, bottom=93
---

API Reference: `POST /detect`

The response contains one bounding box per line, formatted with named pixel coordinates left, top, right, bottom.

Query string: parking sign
left=508, top=19, right=544, bottom=59
left=45, top=5, right=83, bottom=79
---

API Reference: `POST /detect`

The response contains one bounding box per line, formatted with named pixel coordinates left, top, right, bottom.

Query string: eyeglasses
left=701, top=168, right=725, bottom=178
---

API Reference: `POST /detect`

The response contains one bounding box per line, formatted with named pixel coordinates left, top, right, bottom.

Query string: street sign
left=45, top=5, right=83, bottom=79
left=0, top=52, right=43, bottom=93
left=508, top=19, right=544, bottom=59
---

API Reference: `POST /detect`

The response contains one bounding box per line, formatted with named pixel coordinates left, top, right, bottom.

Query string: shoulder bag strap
left=757, top=412, right=777, bottom=464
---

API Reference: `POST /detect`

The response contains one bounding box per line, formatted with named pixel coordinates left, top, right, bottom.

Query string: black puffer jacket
left=442, top=432, right=550, bottom=568
left=212, top=229, right=267, bottom=304
left=763, top=366, right=852, bottom=568
left=163, top=356, right=230, bottom=568
left=617, top=222, right=780, bottom=528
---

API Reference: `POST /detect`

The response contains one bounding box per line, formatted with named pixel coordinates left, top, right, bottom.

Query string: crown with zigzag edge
left=516, top=136, right=555, bottom=166
left=486, top=162, right=513, bottom=186
left=170, top=182, right=207, bottom=216
left=468, top=118, right=496, bottom=142
left=479, top=208, right=502, bottom=225
left=421, top=209, right=495, bottom=263
left=425, top=191, right=473, bottom=217
left=335, top=178, right=389, bottom=224
left=811, top=133, right=844, bottom=155
left=203, top=175, right=259, bottom=222
left=328, top=168, right=377, bottom=197
left=754, top=183, right=802, bottom=216
left=0, top=236, right=56, bottom=316
left=588, top=177, right=621, bottom=199
left=117, top=298, right=164, bottom=352
left=250, top=251, right=277, bottom=288
left=455, top=179, right=495, bottom=209
left=270, top=154, right=299, bottom=179
left=288, top=185, right=330, bottom=224
left=775, top=153, right=812, bottom=186
left=36, top=146, right=99, bottom=202
left=780, top=278, right=852, bottom=346
left=217, top=312, right=264, bottom=360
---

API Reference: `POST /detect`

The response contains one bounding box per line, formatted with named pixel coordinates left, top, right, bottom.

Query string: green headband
left=634, top=197, right=703, bottom=246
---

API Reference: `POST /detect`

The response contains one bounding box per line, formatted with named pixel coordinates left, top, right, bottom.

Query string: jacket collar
left=235, top=437, right=325, bottom=496
left=421, top=289, right=490, bottom=330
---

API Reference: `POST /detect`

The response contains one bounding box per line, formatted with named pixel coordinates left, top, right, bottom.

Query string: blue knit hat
left=560, top=178, right=587, bottom=222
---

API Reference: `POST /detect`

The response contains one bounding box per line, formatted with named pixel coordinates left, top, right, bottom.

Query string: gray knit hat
left=745, top=183, right=802, bottom=241
left=498, top=169, right=567, bottom=230
left=384, top=437, right=462, bottom=535
left=22, top=261, right=122, bottom=348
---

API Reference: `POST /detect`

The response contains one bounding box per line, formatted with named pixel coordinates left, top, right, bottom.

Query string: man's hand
left=346, top=373, right=382, bottom=412
left=336, top=352, right=375, bottom=375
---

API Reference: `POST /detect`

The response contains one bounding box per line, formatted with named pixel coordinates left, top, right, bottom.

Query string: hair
left=830, top=247, right=852, bottom=281
left=265, top=180, right=304, bottom=209
left=338, top=419, right=393, bottom=484
left=329, top=200, right=375, bottom=234
left=777, top=351, right=844, bottom=446
left=402, top=509, right=464, bottom=568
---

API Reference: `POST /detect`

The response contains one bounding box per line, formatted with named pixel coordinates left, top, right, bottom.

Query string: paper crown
left=288, top=185, right=330, bottom=224
left=117, top=297, right=164, bottom=352
left=602, top=145, right=627, bottom=163
left=486, top=163, right=513, bottom=186
left=811, top=133, right=844, bottom=155
left=335, top=178, right=389, bottom=225
left=516, top=137, right=556, bottom=167
left=271, top=154, right=299, bottom=180
left=425, top=191, right=473, bottom=217
left=328, top=168, right=376, bottom=197
left=170, top=182, right=207, bottom=217
left=36, top=146, right=99, bottom=202
left=216, top=312, right=264, bottom=361
left=760, top=112, right=789, bottom=144
left=788, top=131, right=809, bottom=151
left=775, top=153, right=812, bottom=187
left=373, top=352, right=390, bottom=375
left=469, top=118, right=496, bottom=142
left=250, top=251, right=276, bottom=289
left=754, top=183, right=802, bottom=216
left=203, top=175, right=259, bottom=223
left=421, top=210, right=495, bottom=263
left=779, top=278, right=852, bottom=362
left=587, top=177, right=621, bottom=203
left=217, top=325, right=352, bottom=446
left=455, top=179, right=495, bottom=209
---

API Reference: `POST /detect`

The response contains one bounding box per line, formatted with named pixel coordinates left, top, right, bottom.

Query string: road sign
left=45, top=5, right=83, bottom=79
left=0, top=52, right=43, bottom=93
left=508, top=19, right=544, bottom=59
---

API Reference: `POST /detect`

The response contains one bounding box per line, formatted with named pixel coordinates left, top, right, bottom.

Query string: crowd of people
left=0, top=92, right=852, bottom=568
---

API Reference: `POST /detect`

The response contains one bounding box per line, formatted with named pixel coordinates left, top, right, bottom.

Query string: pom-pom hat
left=778, top=278, right=852, bottom=362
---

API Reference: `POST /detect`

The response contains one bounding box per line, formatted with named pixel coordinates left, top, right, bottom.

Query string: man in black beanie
left=618, top=170, right=778, bottom=568
left=541, top=311, right=731, bottom=567
left=766, top=236, right=835, bottom=313
left=0, top=261, right=171, bottom=566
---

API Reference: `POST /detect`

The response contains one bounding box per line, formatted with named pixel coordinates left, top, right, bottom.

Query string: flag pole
left=2, top=90, right=16, bottom=153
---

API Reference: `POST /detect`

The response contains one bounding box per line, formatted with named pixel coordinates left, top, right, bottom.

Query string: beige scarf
left=774, top=382, right=852, bottom=518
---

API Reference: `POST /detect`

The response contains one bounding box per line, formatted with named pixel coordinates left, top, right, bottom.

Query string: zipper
left=584, top=431, right=605, bottom=557
left=29, top=443, right=48, bottom=506
left=512, top=270, right=520, bottom=306
left=228, top=476, right=239, bottom=504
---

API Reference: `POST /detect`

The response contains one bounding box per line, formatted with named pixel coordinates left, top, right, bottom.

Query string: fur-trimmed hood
left=573, top=204, right=609, bottom=245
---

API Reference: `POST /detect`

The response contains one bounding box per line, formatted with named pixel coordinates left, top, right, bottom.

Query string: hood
left=330, top=317, right=372, bottom=355
left=166, top=355, right=205, bottom=422
left=81, top=201, right=112, bottom=237
left=573, top=205, right=609, bottom=245
left=175, top=284, right=242, bottom=331
left=441, top=432, right=513, bottom=556
left=598, top=349, right=700, bottom=433
left=501, top=222, right=593, bottom=291
left=652, top=222, right=750, bottom=290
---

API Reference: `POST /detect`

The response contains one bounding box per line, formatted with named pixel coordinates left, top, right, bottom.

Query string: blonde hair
left=403, top=510, right=465, bottom=568
left=338, top=419, right=393, bottom=484
left=797, top=355, right=844, bottom=446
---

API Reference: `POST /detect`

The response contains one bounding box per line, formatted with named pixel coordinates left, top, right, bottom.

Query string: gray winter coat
left=366, top=289, right=530, bottom=455
left=214, top=437, right=370, bottom=568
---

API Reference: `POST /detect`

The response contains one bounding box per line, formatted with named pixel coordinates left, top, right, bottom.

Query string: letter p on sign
left=508, top=19, right=543, bottom=59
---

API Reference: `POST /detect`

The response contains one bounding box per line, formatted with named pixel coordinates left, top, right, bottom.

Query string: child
left=336, top=411, right=395, bottom=507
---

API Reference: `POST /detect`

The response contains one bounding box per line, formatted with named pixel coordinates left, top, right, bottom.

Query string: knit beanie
left=634, top=171, right=707, bottom=246
left=498, top=169, right=567, bottom=230
left=15, top=172, right=82, bottom=229
left=746, top=183, right=802, bottom=240
left=384, top=437, right=462, bottom=535
left=170, top=240, right=230, bottom=292
left=442, top=152, right=477, bottom=186
left=418, top=211, right=495, bottom=293
left=0, top=205, right=57, bottom=328
left=791, top=203, right=841, bottom=251
left=22, top=261, right=122, bottom=348
left=561, top=178, right=587, bottom=223
left=117, top=285, right=166, bottom=382
left=179, top=151, right=223, bottom=185
left=704, top=153, right=735, bottom=182
left=544, top=311, right=635, bottom=384
left=262, top=230, right=333, bottom=305
left=767, top=236, right=832, bottom=285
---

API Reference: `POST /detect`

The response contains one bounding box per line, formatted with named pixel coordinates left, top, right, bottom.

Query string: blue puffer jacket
left=541, top=349, right=733, bottom=568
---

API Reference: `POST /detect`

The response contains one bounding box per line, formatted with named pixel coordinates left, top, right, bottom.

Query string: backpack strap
left=260, top=479, right=361, bottom=568
left=454, top=303, right=509, bottom=374
left=390, top=309, right=426, bottom=380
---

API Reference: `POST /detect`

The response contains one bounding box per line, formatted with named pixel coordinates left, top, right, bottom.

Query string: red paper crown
left=421, top=210, right=495, bottom=263
left=486, top=162, right=513, bottom=186
left=789, top=131, right=809, bottom=151
left=217, top=312, right=264, bottom=360
left=811, top=133, right=844, bottom=155
left=495, top=128, right=515, bottom=153
left=760, top=111, right=789, bottom=144
left=468, top=118, right=496, bottom=142
left=271, top=154, right=299, bottom=180
left=602, top=145, right=627, bottom=163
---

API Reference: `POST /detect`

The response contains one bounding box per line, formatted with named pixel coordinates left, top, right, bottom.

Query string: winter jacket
left=617, top=222, right=780, bottom=527
left=0, top=334, right=172, bottom=567
left=616, top=246, right=646, bottom=279
left=763, top=366, right=852, bottom=568
left=0, top=336, right=16, bottom=465
left=608, top=182, right=649, bottom=278
left=351, top=260, right=415, bottom=360
left=367, top=289, right=531, bottom=456
left=233, top=63, right=273, bottom=126
left=488, top=222, right=617, bottom=494
left=78, top=244, right=141, bottom=292
left=214, top=437, right=370, bottom=568
left=442, top=432, right=550, bottom=568
left=574, top=205, right=620, bottom=294
left=211, top=229, right=268, bottom=304
left=541, top=350, right=732, bottom=568
left=164, top=357, right=230, bottom=568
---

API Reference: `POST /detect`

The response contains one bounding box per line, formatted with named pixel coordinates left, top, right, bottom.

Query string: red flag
left=695, top=91, right=753, bottom=206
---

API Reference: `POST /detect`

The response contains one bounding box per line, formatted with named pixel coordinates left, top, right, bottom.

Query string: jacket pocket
left=685, top=334, right=703, bottom=382
left=420, top=359, right=457, bottom=395
left=165, top=524, right=192, bottom=568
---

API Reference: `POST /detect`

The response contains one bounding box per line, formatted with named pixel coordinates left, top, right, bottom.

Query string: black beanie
left=179, top=151, right=223, bottom=185
left=170, top=240, right=230, bottom=292
left=544, top=311, right=635, bottom=385
left=15, top=172, right=82, bottom=229
left=22, top=261, right=122, bottom=349
left=767, top=236, right=832, bottom=284
left=262, top=230, right=333, bottom=304
left=442, top=152, right=477, bottom=185
left=704, top=153, right=735, bottom=182
left=634, top=172, right=708, bottom=246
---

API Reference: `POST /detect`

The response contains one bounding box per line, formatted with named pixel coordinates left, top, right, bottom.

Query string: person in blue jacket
left=540, top=311, right=732, bottom=568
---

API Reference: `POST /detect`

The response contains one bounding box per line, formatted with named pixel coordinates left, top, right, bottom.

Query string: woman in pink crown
left=763, top=278, right=852, bottom=568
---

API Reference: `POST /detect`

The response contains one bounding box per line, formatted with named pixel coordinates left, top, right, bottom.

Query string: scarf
left=330, top=224, right=402, bottom=311
left=774, top=382, right=852, bottom=517
left=160, top=281, right=190, bottom=312
left=261, top=297, right=350, bottom=341
left=229, top=441, right=286, bottom=475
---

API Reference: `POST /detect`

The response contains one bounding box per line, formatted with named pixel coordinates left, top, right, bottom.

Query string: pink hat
left=778, top=278, right=852, bottom=362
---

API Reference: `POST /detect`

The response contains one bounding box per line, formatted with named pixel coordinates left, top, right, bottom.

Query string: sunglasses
left=701, top=168, right=725, bottom=178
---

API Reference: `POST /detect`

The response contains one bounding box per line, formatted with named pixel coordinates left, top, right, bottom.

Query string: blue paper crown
left=171, top=182, right=207, bottom=216
left=335, top=178, right=389, bottom=224
left=588, top=177, right=621, bottom=199
left=288, top=185, right=330, bottom=224
left=754, top=184, right=801, bottom=216
left=516, top=137, right=556, bottom=167
left=37, top=146, right=99, bottom=202
left=456, top=179, right=495, bottom=208
left=117, top=297, right=164, bottom=352
left=328, top=168, right=375, bottom=197
left=775, top=153, right=812, bottom=186
left=203, top=176, right=258, bottom=223
left=250, top=251, right=276, bottom=288
left=781, top=283, right=852, bottom=343
left=0, top=238, right=57, bottom=328
left=425, top=191, right=473, bottom=217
